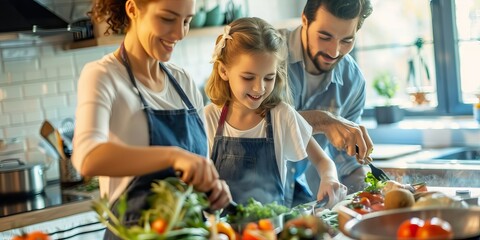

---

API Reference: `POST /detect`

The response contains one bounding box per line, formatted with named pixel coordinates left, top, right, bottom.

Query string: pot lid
left=0, top=158, right=41, bottom=172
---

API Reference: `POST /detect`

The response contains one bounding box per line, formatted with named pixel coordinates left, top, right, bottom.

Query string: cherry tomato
left=242, top=229, right=275, bottom=240
left=242, top=229, right=263, bottom=240
left=151, top=218, right=168, bottom=234
left=258, top=219, right=274, bottom=231
left=351, top=205, right=371, bottom=215
left=370, top=203, right=385, bottom=211
left=244, top=222, right=259, bottom=231
left=12, top=235, right=26, bottom=240
left=357, top=191, right=384, bottom=204
left=358, top=197, right=371, bottom=207
left=25, top=231, right=51, bottom=240
left=397, top=217, right=424, bottom=239
left=416, top=217, right=453, bottom=239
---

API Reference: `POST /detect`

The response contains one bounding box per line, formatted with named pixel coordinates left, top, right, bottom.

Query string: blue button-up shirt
left=282, top=26, right=367, bottom=206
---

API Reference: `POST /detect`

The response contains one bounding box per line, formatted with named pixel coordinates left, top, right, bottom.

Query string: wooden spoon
left=40, top=120, right=67, bottom=160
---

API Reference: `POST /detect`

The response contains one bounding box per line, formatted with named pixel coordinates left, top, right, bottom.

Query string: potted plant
left=406, top=38, right=434, bottom=105
left=372, top=72, right=404, bottom=124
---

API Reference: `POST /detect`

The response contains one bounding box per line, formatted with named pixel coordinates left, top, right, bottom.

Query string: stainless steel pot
left=338, top=205, right=480, bottom=239
left=0, top=158, right=47, bottom=195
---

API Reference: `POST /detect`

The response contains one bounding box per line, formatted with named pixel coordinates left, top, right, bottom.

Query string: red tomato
left=397, top=217, right=425, bottom=239
left=151, top=218, right=168, bottom=234
left=358, top=197, right=371, bottom=207
left=416, top=217, right=453, bottom=239
left=370, top=203, right=385, bottom=211
left=242, top=230, right=260, bottom=240
left=242, top=229, right=264, bottom=240
left=351, top=205, right=371, bottom=215
left=242, top=229, right=275, bottom=240
left=244, top=222, right=259, bottom=231
left=12, top=235, right=26, bottom=240
left=258, top=219, right=274, bottom=231
left=357, top=191, right=384, bottom=204
left=25, top=231, right=51, bottom=240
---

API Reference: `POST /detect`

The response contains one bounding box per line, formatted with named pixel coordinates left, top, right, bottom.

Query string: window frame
left=359, top=0, right=473, bottom=117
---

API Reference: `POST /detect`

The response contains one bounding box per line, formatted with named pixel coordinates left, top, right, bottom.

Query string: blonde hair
left=205, top=17, right=292, bottom=116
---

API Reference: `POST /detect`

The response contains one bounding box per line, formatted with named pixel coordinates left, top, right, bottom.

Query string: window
left=354, top=0, right=480, bottom=116
left=456, top=0, right=480, bottom=103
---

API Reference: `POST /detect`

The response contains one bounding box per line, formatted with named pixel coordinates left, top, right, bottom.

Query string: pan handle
left=337, top=205, right=363, bottom=237
left=0, top=158, right=24, bottom=167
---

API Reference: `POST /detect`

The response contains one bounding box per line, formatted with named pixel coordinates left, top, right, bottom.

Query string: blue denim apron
left=104, top=44, right=207, bottom=239
left=211, top=104, right=283, bottom=205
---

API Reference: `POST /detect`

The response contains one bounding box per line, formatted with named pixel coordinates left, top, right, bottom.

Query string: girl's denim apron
left=104, top=44, right=207, bottom=239
left=211, top=104, right=283, bottom=205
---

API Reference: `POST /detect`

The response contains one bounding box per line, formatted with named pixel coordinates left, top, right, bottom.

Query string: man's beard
left=305, top=25, right=343, bottom=73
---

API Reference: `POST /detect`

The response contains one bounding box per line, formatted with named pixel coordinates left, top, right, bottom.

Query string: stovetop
left=0, top=182, right=92, bottom=218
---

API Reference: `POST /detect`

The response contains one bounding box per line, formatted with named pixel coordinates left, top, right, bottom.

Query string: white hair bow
left=210, top=25, right=232, bottom=63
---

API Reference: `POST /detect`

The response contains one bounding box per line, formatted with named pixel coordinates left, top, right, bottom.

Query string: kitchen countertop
left=372, top=147, right=480, bottom=171
left=0, top=184, right=99, bottom=232
left=1, top=184, right=478, bottom=238
left=368, top=146, right=480, bottom=188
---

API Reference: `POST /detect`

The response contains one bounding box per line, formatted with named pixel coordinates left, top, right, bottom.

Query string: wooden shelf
left=64, top=18, right=301, bottom=50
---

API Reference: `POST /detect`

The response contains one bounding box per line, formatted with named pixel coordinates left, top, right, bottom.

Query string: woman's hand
left=206, top=179, right=232, bottom=210
left=171, top=147, right=219, bottom=192
left=317, top=177, right=347, bottom=209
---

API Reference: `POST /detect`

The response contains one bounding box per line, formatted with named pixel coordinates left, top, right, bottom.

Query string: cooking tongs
left=174, top=170, right=238, bottom=215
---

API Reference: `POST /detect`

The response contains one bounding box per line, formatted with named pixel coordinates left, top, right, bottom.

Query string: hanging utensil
left=60, top=118, right=75, bottom=141
left=40, top=120, right=83, bottom=186
left=40, top=120, right=67, bottom=160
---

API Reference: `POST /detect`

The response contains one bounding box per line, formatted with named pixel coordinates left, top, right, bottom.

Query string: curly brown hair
left=89, top=0, right=151, bottom=35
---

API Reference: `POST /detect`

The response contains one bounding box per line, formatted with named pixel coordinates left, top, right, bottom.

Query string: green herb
left=74, top=177, right=99, bottom=192
left=363, top=172, right=386, bottom=193
left=226, top=198, right=290, bottom=223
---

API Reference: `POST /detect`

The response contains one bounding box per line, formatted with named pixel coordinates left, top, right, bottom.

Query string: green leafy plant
left=226, top=198, right=290, bottom=223
left=92, top=177, right=210, bottom=240
left=372, top=72, right=398, bottom=106
left=363, top=172, right=387, bottom=193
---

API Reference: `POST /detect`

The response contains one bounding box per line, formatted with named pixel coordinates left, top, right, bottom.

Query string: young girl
left=204, top=17, right=347, bottom=207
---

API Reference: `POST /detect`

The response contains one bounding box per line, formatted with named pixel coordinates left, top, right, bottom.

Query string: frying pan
left=337, top=205, right=480, bottom=239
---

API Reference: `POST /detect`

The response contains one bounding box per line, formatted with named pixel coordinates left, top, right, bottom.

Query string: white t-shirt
left=72, top=53, right=205, bottom=204
left=204, top=102, right=312, bottom=185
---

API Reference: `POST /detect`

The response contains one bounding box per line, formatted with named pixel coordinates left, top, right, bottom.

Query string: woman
left=72, top=0, right=231, bottom=238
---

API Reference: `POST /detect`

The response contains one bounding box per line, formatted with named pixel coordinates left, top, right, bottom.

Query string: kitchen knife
left=313, top=195, right=329, bottom=215
left=293, top=195, right=330, bottom=216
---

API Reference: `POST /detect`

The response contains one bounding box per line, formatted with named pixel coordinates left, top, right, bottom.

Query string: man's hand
left=300, top=110, right=374, bottom=163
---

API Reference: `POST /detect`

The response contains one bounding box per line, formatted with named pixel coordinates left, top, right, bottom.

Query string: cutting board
left=369, top=144, right=422, bottom=160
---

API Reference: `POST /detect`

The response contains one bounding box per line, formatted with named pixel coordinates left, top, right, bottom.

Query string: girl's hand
left=172, top=147, right=219, bottom=192
left=317, top=178, right=347, bottom=208
left=206, top=179, right=232, bottom=210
